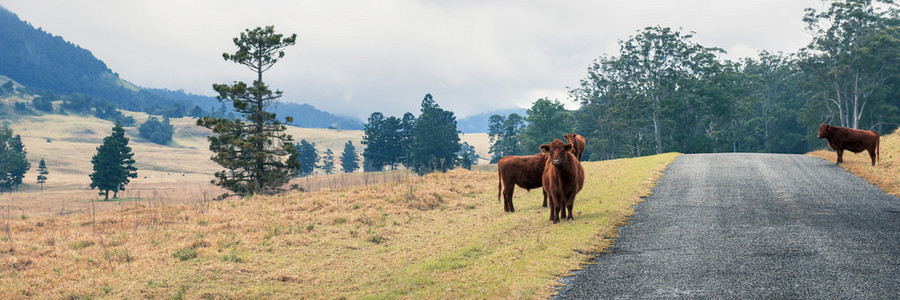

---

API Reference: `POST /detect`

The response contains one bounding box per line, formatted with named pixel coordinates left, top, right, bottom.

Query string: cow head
left=540, top=139, right=572, bottom=167
left=817, top=124, right=831, bottom=138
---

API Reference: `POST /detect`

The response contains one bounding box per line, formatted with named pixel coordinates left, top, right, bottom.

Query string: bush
left=138, top=116, right=174, bottom=145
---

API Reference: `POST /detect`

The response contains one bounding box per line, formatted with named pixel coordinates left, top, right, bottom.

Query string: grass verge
left=0, top=153, right=679, bottom=299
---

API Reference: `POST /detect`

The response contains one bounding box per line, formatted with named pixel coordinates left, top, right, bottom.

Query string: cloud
left=2, top=0, right=824, bottom=119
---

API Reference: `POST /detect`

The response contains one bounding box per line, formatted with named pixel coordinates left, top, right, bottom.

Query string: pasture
left=0, top=115, right=679, bottom=298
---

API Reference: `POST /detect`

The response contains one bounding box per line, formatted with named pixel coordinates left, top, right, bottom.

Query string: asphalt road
left=556, top=153, right=900, bottom=299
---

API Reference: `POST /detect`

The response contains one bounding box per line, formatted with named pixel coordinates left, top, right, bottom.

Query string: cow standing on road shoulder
left=817, top=124, right=880, bottom=166
left=497, top=154, right=549, bottom=212
left=541, top=139, right=585, bottom=223
left=563, top=133, right=586, bottom=161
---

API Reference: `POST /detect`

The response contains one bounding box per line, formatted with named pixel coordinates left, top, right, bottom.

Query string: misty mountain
left=457, top=108, right=527, bottom=133
left=0, top=5, right=361, bottom=129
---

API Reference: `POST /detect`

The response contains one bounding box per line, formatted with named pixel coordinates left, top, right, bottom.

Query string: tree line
left=491, top=0, right=900, bottom=161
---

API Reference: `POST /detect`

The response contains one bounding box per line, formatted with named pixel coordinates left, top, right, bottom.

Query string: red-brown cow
left=541, top=139, right=585, bottom=223
left=563, top=133, right=586, bottom=161
left=817, top=124, right=880, bottom=166
left=497, top=154, right=548, bottom=212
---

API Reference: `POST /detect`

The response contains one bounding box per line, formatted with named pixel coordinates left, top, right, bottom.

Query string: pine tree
left=341, top=140, right=360, bottom=173
left=0, top=126, right=30, bottom=191
left=196, top=26, right=300, bottom=195
left=321, top=149, right=335, bottom=175
left=409, top=94, right=460, bottom=175
left=89, top=123, right=137, bottom=201
left=296, top=139, right=319, bottom=177
left=36, top=158, right=48, bottom=191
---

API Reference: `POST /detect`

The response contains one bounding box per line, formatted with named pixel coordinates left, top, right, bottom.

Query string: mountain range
left=0, top=5, right=363, bottom=130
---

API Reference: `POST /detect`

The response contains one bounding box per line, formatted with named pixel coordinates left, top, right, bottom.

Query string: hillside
left=0, top=6, right=362, bottom=129
left=6, top=113, right=490, bottom=191
left=807, top=127, right=900, bottom=197
left=457, top=108, right=527, bottom=133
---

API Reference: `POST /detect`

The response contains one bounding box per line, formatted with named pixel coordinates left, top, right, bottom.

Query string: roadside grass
left=808, top=128, right=900, bottom=197
left=0, top=152, right=678, bottom=298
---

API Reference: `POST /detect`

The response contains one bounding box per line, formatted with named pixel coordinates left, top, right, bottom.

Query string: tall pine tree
left=296, top=139, right=319, bottom=177
left=341, top=140, right=360, bottom=173
left=409, top=94, right=460, bottom=175
left=36, top=158, right=48, bottom=191
left=0, top=126, right=30, bottom=191
left=196, top=26, right=300, bottom=195
left=89, top=123, right=137, bottom=200
left=321, top=149, right=335, bottom=175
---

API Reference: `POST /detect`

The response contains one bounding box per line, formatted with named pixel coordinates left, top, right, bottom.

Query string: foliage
left=296, top=139, right=319, bottom=177
left=89, top=123, right=137, bottom=200
left=196, top=26, right=300, bottom=195
left=799, top=0, right=900, bottom=130
left=458, top=142, right=478, bottom=170
left=341, top=140, right=360, bottom=173
left=519, top=98, right=574, bottom=155
left=32, top=92, right=54, bottom=112
left=321, top=148, right=335, bottom=175
left=0, top=125, right=30, bottom=191
left=36, top=158, right=48, bottom=191
left=361, top=112, right=407, bottom=171
left=138, top=116, right=174, bottom=145
left=409, top=94, right=461, bottom=175
left=487, top=113, right=525, bottom=163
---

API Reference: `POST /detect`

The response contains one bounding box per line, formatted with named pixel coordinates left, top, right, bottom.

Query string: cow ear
left=540, top=144, right=550, bottom=153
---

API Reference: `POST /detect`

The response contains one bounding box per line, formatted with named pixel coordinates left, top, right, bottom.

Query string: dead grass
left=0, top=153, right=679, bottom=299
left=807, top=128, right=900, bottom=197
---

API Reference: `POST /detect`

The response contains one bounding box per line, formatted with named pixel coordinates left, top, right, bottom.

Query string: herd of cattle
left=493, top=124, right=880, bottom=224
left=497, top=133, right=586, bottom=223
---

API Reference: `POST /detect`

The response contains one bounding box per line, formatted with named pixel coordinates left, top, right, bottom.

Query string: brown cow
left=817, top=124, right=880, bottom=166
left=563, top=133, right=586, bottom=161
left=541, top=139, right=585, bottom=223
left=497, top=154, right=548, bottom=212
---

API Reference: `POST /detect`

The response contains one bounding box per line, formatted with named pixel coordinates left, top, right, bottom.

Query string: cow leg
left=503, top=185, right=515, bottom=212
left=868, top=147, right=877, bottom=166
left=836, top=149, right=844, bottom=164
left=542, top=190, right=548, bottom=208
left=566, top=204, right=574, bottom=221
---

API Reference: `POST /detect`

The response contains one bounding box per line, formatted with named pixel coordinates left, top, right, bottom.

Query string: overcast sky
left=1, top=0, right=827, bottom=119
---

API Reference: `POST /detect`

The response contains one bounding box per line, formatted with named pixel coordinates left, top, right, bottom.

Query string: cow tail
left=497, top=169, right=502, bottom=203
left=877, top=134, right=881, bottom=167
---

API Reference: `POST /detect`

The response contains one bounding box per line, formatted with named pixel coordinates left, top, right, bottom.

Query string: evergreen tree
left=409, top=94, right=460, bottom=175
left=362, top=112, right=405, bottom=171
left=36, top=158, right=48, bottom=191
left=296, top=139, right=319, bottom=177
left=0, top=126, right=30, bottom=191
left=321, top=149, right=335, bottom=175
left=341, top=140, right=360, bottom=173
left=196, top=26, right=300, bottom=195
left=89, top=123, right=137, bottom=200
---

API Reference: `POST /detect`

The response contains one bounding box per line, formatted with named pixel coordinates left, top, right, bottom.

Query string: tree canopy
left=89, top=123, right=137, bottom=200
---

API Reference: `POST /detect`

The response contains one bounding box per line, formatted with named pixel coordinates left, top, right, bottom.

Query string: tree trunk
left=652, top=113, right=662, bottom=154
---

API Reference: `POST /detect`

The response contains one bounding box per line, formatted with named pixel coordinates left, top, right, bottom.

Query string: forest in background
left=487, top=0, right=900, bottom=161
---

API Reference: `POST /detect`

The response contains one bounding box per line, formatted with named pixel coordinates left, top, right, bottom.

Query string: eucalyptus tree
left=800, top=0, right=900, bottom=129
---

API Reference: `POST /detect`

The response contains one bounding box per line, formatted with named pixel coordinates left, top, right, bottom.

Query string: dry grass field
left=1, top=112, right=489, bottom=217
left=1, top=142, right=679, bottom=299
left=807, top=127, right=900, bottom=197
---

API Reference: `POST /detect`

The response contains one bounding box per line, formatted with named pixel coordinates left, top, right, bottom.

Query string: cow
left=563, top=133, right=586, bottom=161
left=817, top=124, right=880, bottom=166
left=497, top=154, right=549, bottom=212
left=541, top=139, right=585, bottom=223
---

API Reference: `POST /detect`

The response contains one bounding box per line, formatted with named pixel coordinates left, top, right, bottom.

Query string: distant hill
left=0, top=5, right=362, bottom=129
left=457, top=108, right=527, bottom=133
